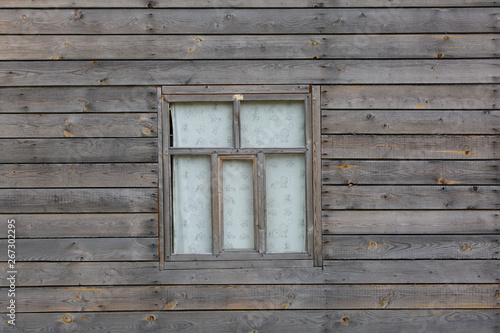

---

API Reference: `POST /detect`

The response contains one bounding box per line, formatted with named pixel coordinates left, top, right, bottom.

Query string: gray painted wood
left=0, top=163, right=158, bottom=188
left=323, top=235, right=499, bottom=259
left=2, top=284, right=498, bottom=312
left=322, top=160, right=499, bottom=185
left=0, top=60, right=497, bottom=86
left=163, top=85, right=310, bottom=95
left=2, top=260, right=498, bottom=286
left=0, top=86, right=157, bottom=113
left=322, top=210, right=500, bottom=234
left=0, top=113, right=157, bottom=138
left=322, top=185, right=500, bottom=210
left=0, top=188, right=158, bottom=213
left=322, top=135, right=498, bottom=160
left=0, top=214, right=158, bottom=237
left=322, top=110, right=500, bottom=134
left=1, top=310, right=499, bottom=333
left=2, top=34, right=497, bottom=60
left=0, top=238, right=158, bottom=261
left=321, top=85, right=500, bottom=110
left=0, top=138, right=157, bottom=163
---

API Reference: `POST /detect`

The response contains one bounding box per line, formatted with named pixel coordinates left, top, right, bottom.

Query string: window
left=158, top=85, right=321, bottom=268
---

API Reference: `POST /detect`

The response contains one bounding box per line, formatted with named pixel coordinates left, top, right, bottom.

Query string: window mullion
left=257, top=152, right=266, bottom=255
left=233, top=99, right=241, bottom=149
left=211, top=153, right=221, bottom=255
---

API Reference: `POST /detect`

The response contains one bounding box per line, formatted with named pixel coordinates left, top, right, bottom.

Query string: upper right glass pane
left=240, top=101, right=305, bottom=148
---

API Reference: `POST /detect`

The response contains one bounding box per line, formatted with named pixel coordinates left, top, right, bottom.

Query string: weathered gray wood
left=312, top=86, right=322, bottom=267
left=1, top=310, right=499, bottom=333
left=322, top=185, right=499, bottom=210
left=0, top=214, right=158, bottom=237
left=323, top=235, right=499, bottom=259
left=0, top=189, right=157, bottom=213
left=321, top=85, right=500, bottom=110
left=0, top=86, right=157, bottom=113
left=2, top=34, right=498, bottom=60
left=1, top=284, right=497, bottom=312
left=322, top=135, right=498, bottom=160
left=0, top=238, right=158, bottom=261
left=157, top=86, right=165, bottom=265
left=0, top=113, right=157, bottom=138
left=0, top=60, right=497, bottom=86
left=0, top=9, right=496, bottom=34
left=0, top=163, right=158, bottom=188
left=322, top=110, right=500, bottom=134
left=163, top=85, right=310, bottom=95
left=1, top=0, right=497, bottom=8
left=2, top=260, right=498, bottom=286
left=0, top=138, right=157, bottom=163
left=322, top=160, right=499, bottom=185
left=322, top=210, right=500, bottom=234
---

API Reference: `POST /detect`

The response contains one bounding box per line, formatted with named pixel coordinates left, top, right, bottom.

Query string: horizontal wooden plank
left=322, top=160, right=499, bottom=185
left=0, top=86, right=157, bottom=113
left=1, top=284, right=497, bottom=312
left=163, top=85, right=310, bottom=95
left=0, top=8, right=497, bottom=35
left=321, top=85, right=500, bottom=110
left=0, top=214, right=158, bottom=237
left=322, top=110, right=500, bottom=134
left=1, top=60, right=497, bottom=87
left=0, top=138, right=157, bottom=163
left=322, top=135, right=498, bottom=159
left=1, top=310, right=498, bottom=333
left=2, top=34, right=498, bottom=60
left=322, top=185, right=500, bottom=210
left=323, top=235, right=499, bottom=259
left=0, top=163, right=158, bottom=188
left=0, top=238, right=158, bottom=261
left=322, top=210, right=500, bottom=234
left=2, top=260, right=498, bottom=286
left=0, top=188, right=157, bottom=213
left=0, top=113, right=157, bottom=138
left=1, top=0, right=497, bottom=8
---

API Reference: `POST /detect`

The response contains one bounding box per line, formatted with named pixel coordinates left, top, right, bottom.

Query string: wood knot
left=341, top=316, right=350, bottom=324
left=461, top=244, right=472, bottom=252
left=369, top=241, right=377, bottom=249
left=74, top=295, right=80, bottom=299
left=311, top=41, right=320, bottom=46
left=436, top=53, right=444, bottom=59
left=73, top=9, right=83, bottom=20
left=147, top=1, right=156, bottom=8
left=252, top=330, right=259, bottom=333
left=92, top=61, right=99, bottom=65
left=22, top=15, right=28, bottom=20
left=195, top=38, right=204, bottom=43
left=443, top=35, right=450, bottom=40
left=366, top=113, right=374, bottom=119
left=188, top=47, right=195, bottom=52
left=62, top=314, right=73, bottom=323
left=146, top=315, right=156, bottom=322
left=379, top=301, right=387, bottom=308
left=464, top=150, right=471, bottom=155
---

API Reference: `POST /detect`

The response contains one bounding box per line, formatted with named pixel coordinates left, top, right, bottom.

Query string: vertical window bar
left=211, top=153, right=221, bottom=255
left=304, top=95, right=314, bottom=257
left=163, top=99, right=172, bottom=261
left=257, top=152, right=266, bottom=255
left=233, top=99, right=241, bottom=149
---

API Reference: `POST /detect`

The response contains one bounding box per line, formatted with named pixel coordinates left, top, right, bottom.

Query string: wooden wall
left=0, top=1, right=498, bottom=331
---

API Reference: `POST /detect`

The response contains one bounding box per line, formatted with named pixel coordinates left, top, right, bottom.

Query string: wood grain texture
left=322, top=210, right=500, bottom=234
left=0, top=86, right=157, bottom=113
left=0, top=238, right=158, bottom=261
left=323, top=235, right=499, bottom=259
left=0, top=113, right=157, bottom=138
left=0, top=138, right=157, bottom=163
left=0, top=284, right=497, bottom=312
left=322, top=160, right=499, bottom=185
left=321, top=135, right=498, bottom=160
left=1, top=260, right=498, bottom=286
left=322, top=185, right=499, bottom=210
left=322, top=110, right=500, bottom=134
left=0, top=163, right=158, bottom=188
left=321, top=85, right=500, bottom=110
left=0, top=188, right=158, bottom=213
left=0, top=60, right=497, bottom=86
left=0, top=214, right=158, bottom=237
left=2, top=34, right=498, bottom=60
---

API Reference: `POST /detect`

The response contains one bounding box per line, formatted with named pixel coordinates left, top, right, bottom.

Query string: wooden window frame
left=158, top=85, right=322, bottom=269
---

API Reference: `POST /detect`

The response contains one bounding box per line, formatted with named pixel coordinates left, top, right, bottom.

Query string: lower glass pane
left=172, top=156, right=212, bottom=254
left=266, top=154, right=306, bottom=253
left=222, top=159, right=255, bottom=250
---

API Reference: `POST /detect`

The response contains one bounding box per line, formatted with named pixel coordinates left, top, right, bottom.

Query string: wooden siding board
left=321, top=135, right=498, bottom=160
left=322, top=210, right=500, bottom=234
left=1, top=285, right=498, bottom=312
left=0, top=8, right=497, bottom=34
left=0, top=60, right=498, bottom=86
left=0, top=138, right=157, bottom=163
left=0, top=188, right=158, bottom=213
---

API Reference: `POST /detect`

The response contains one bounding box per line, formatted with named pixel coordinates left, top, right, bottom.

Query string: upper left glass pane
left=170, top=102, right=233, bottom=148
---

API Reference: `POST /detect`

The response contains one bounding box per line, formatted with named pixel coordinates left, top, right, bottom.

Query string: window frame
left=158, top=85, right=322, bottom=269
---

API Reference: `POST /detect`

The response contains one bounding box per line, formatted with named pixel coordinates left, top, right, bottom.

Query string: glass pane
left=172, top=156, right=212, bottom=254
left=266, top=154, right=306, bottom=253
left=222, top=159, right=255, bottom=250
left=240, top=101, right=305, bottom=148
left=171, top=102, right=233, bottom=148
